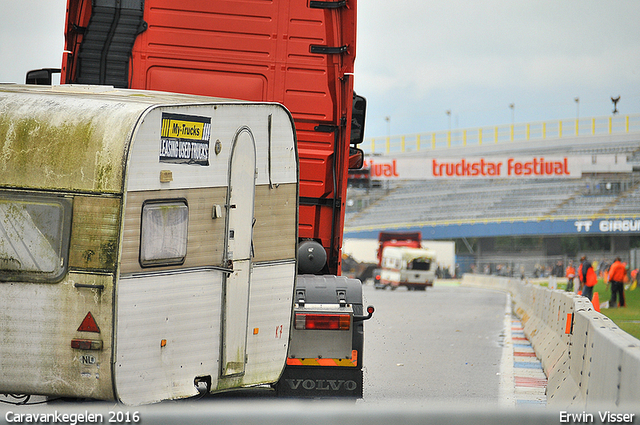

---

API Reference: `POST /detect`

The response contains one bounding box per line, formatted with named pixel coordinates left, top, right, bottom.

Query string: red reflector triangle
left=78, top=312, right=100, bottom=333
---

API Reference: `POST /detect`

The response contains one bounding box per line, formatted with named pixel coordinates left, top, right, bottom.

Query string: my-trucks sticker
left=160, top=112, right=211, bottom=166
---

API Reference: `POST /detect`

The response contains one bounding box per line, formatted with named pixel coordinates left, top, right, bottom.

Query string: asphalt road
left=0, top=282, right=540, bottom=424
left=0, top=282, right=510, bottom=414
left=360, top=282, right=509, bottom=405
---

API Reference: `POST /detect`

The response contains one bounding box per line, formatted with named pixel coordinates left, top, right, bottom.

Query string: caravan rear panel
left=0, top=85, right=298, bottom=405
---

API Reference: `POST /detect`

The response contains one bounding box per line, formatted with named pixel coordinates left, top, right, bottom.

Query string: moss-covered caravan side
left=0, top=86, right=147, bottom=193
left=0, top=86, right=150, bottom=400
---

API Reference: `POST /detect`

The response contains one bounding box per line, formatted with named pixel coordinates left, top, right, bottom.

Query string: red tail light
left=295, top=313, right=350, bottom=330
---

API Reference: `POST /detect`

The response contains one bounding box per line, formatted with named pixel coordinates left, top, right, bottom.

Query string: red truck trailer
left=25, top=0, right=370, bottom=399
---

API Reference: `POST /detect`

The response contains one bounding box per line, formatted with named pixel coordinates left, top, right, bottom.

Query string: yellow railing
left=365, top=114, right=640, bottom=155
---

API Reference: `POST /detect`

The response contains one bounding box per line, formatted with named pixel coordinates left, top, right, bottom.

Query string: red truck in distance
left=373, top=231, right=422, bottom=286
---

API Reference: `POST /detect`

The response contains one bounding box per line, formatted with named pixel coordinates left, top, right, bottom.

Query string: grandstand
left=344, top=129, right=640, bottom=276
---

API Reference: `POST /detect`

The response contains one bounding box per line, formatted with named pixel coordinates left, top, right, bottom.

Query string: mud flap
left=275, top=365, right=363, bottom=398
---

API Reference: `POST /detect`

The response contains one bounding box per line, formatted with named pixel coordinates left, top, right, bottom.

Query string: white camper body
left=380, top=246, right=436, bottom=291
left=0, top=85, right=298, bottom=405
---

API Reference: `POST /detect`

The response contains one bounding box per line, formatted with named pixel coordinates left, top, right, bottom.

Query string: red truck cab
left=58, top=0, right=366, bottom=275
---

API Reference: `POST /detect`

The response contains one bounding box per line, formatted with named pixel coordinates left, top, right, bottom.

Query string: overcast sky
left=2, top=0, right=639, bottom=139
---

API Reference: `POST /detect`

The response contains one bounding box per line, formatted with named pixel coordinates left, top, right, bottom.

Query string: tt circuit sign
left=363, top=155, right=630, bottom=180
left=346, top=218, right=640, bottom=240
left=575, top=219, right=640, bottom=234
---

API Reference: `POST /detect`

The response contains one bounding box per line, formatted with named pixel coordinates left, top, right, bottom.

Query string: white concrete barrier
left=462, top=274, right=640, bottom=409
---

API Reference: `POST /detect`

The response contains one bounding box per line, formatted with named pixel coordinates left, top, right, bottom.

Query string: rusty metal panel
left=0, top=271, right=115, bottom=400
left=69, top=196, right=121, bottom=271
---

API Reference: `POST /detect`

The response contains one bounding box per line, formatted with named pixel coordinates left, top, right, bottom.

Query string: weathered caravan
left=0, top=85, right=298, bottom=405
left=380, top=246, right=436, bottom=291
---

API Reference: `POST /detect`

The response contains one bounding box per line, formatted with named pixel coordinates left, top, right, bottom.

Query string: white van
left=0, top=85, right=298, bottom=405
left=380, top=246, right=436, bottom=291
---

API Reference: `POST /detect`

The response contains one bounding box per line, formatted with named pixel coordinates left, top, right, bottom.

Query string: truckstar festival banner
left=361, top=155, right=629, bottom=180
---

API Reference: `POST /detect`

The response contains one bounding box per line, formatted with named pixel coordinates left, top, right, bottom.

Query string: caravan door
left=222, top=126, right=257, bottom=376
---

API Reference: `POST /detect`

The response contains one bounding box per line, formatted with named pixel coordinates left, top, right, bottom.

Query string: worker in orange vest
left=577, top=256, right=585, bottom=295
left=581, top=256, right=597, bottom=301
left=565, top=261, right=576, bottom=292
left=607, top=257, right=626, bottom=308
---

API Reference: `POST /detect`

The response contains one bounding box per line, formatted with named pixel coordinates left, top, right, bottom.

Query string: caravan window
left=140, top=200, right=189, bottom=267
left=409, top=258, right=431, bottom=271
left=0, top=192, right=72, bottom=283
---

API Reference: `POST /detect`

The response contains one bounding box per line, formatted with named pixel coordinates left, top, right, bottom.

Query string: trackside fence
left=462, top=274, right=640, bottom=409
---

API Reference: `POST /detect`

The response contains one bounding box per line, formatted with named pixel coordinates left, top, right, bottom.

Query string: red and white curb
left=499, top=294, right=547, bottom=406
